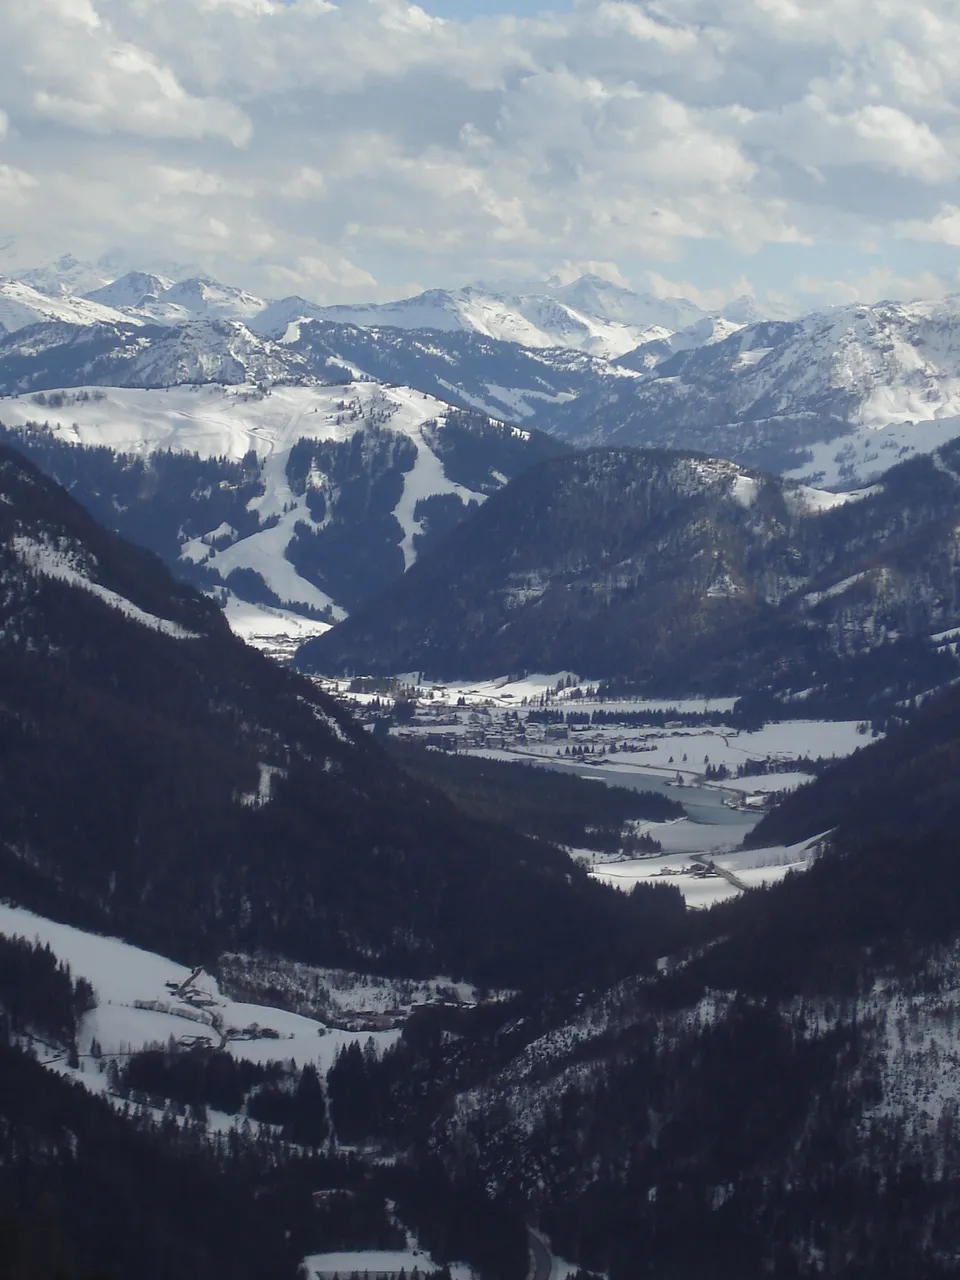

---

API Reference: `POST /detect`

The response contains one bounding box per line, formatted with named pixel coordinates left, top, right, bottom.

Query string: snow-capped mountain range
left=4, top=258, right=747, bottom=359
left=542, top=298, right=960, bottom=484
left=0, top=277, right=142, bottom=334
left=12, top=253, right=960, bottom=648
left=9, top=271, right=960, bottom=489
left=9, top=257, right=960, bottom=490
left=255, top=277, right=713, bottom=359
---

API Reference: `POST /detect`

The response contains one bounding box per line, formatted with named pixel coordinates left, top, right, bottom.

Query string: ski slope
left=2, top=381, right=489, bottom=614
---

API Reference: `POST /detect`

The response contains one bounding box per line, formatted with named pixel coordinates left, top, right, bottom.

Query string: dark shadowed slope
left=298, top=445, right=960, bottom=710
left=0, top=444, right=684, bottom=990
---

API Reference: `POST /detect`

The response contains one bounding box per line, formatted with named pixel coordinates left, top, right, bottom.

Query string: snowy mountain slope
left=12, top=532, right=200, bottom=639
left=665, top=313, right=746, bottom=354
left=539, top=296, right=960, bottom=481
left=84, top=270, right=174, bottom=310
left=140, top=276, right=266, bottom=325
left=0, top=381, right=564, bottom=616
left=0, top=317, right=309, bottom=393
left=252, top=280, right=703, bottom=359
left=76, top=272, right=266, bottom=326
left=14, top=255, right=265, bottom=325
left=0, top=442, right=225, bottom=647
left=284, top=319, right=633, bottom=420
left=0, top=278, right=140, bottom=335
left=613, top=314, right=748, bottom=374
left=783, top=412, right=960, bottom=489
left=2, top=381, right=338, bottom=458
left=14, top=253, right=118, bottom=298
left=97, top=317, right=306, bottom=386
left=174, top=382, right=487, bottom=613
left=431, top=945, right=960, bottom=1275
left=0, top=321, right=151, bottom=395
left=545, top=273, right=708, bottom=332
left=254, top=287, right=621, bottom=356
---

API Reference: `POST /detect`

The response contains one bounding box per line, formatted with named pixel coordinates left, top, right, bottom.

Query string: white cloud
left=793, top=265, right=952, bottom=306
left=264, top=254, right=378, bottom=292
left=0, top=165, right=38, bottom=203
left=895, top=204, right=960, bottom=247
left=747, top=96, right=955, bottom=183
left=1, top=0, right=960, bottom=301
left=646, top=271, right=759, bottom=311
left=3, top=0, right=250, bottom=144
left=549, top=259, right=630, bottom=286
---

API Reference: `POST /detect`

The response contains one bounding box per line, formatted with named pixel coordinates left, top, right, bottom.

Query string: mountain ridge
left=299, top=443, right=960, bottom=714
left=540, top=296, right=960, bottom=483
left=14, top=256, right=960, bottom=492
left=9, top=257, right=751, bottom=358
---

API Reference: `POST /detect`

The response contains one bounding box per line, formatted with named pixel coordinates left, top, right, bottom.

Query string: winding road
left=527, top=1227, right=554, bottom=1280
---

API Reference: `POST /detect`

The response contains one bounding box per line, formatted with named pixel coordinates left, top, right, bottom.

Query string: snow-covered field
left=302, top=1250, right=472, bottom=1279
left=323, top=672, right=739, bottom=716
left=223, top=594, right=333, bottom=659
left=377, top=672, right=870, bottom=787
left=588, top=835, right=827, bottom=909
left=788, top=414, right=960, bottom=489
left=0, top=902, right=400, bottom=1071
left=590, top=717, right=867, bottom=780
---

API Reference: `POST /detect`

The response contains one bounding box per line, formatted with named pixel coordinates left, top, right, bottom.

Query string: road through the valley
left=527, top=1227, right=554, bottom=1280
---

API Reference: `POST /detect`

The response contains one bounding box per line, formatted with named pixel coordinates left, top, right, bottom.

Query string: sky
left=2, top=0, right=960, bottom=311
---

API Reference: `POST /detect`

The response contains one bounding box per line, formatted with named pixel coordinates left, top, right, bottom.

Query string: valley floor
left=316, top=672, right=872, bottom=908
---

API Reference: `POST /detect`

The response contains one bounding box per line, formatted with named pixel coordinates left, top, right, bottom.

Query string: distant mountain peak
left=158, top=276, right=265, bottom=320
left=14, top=255, right=119, bottom=301
left=0, top=277, right=138, bottom=335
left=85, top=271, right=175, bottom=310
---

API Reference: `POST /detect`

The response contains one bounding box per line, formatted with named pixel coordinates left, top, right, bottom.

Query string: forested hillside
left=301, top=445, right=960, bottom=716
left=0, top=444, right=685, bottom=991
